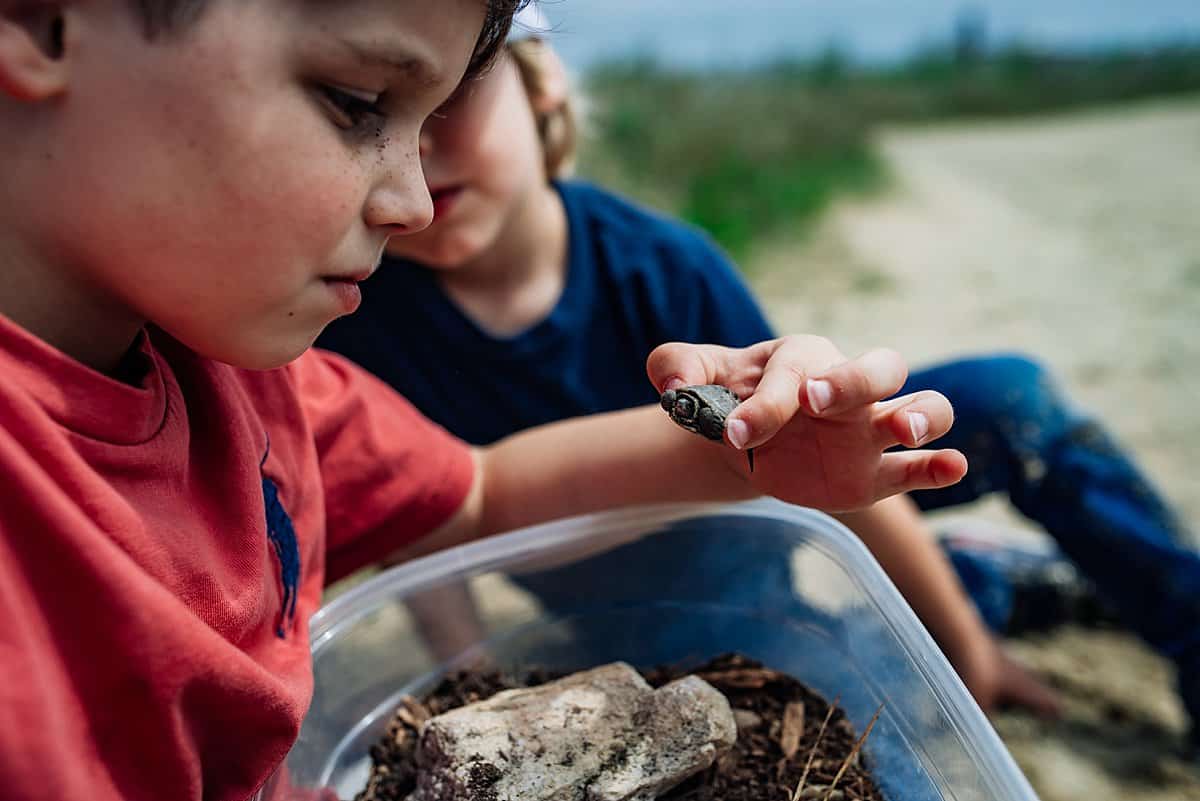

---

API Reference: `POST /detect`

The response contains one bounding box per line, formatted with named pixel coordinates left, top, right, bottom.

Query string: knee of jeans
left=955, top=354, right=1066, bottom=419
left=1178, top=647, right=1200, bottom=727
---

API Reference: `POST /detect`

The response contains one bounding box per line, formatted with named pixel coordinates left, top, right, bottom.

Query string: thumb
left=646, top=342, right=724, bottom=393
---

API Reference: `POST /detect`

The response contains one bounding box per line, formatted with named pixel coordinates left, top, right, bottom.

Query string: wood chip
left=696, top=668, right=784, bottom=688
left=779, top=702, right=806, bottom=760
left=395, top=695, right=431, bottom=729
left=733, top=708, right=764, bottom=731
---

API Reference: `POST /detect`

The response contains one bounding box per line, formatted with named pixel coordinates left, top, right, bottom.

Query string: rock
left=410, top=662, right=736, bottom=801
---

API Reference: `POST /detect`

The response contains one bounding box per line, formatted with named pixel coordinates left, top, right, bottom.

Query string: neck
left=439, top=181, right=568, bottom=337
left=0, top=237, right=144, bottom=377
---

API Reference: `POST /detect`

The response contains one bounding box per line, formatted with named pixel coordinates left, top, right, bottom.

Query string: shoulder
left=558, top=181, right=772, bottom=345
left=558, top=180, right=734, bottom=279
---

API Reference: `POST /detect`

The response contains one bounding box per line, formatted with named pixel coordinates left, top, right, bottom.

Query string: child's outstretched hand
left=648, top=336, right=968, bottom=511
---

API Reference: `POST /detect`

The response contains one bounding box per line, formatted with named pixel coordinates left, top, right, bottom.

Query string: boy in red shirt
left=0, top=1, right=965, bottom=799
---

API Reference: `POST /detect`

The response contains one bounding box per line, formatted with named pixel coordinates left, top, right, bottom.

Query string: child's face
left=383, top=50, right=549, bottom=269
left=18, top=0, right=484, bottom=368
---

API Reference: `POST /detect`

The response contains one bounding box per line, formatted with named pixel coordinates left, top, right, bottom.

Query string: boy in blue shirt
left=318, top=21, right=1200, bottom=735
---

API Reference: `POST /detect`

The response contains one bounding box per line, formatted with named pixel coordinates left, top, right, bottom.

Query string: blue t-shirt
left=317, top=180, right=774, bottom=445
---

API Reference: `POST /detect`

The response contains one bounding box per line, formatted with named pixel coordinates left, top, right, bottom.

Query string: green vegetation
left=578, top=60, right=883, bottom=260
left=577, top=44, right=1200, bottom=264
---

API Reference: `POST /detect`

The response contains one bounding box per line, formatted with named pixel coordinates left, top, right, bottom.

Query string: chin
left=238, top=344, right=312, bottom=370
left=392, top=230, right=489, bottom=270
left=185, top=329, right=317, bottom=371
left=157, top=302, right=328, bottom=369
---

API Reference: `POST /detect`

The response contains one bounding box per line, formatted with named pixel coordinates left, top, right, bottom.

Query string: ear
left=0, top=4, right=70, bottom=101
left=527, top=42, right=568, bottom=116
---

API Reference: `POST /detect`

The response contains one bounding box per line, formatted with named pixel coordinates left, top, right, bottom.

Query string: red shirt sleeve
left=288, top=349, right=475, bottom=582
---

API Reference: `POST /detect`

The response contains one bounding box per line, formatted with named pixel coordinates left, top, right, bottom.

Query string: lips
left=319, top=260, right=376, bottom=314
left=429, top=185, right=463, bottom=221
left=322, top=276, right=363, bottom=312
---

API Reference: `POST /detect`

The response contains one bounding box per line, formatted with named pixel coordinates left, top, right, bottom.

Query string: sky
left=529, top=0, right=1200, bottom=70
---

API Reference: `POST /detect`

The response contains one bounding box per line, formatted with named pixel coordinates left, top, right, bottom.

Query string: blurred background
left=538, top=2, right=1200, bottom=799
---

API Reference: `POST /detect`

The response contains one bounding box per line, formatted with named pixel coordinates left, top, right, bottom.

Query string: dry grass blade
left=791, top=696, right=839, bottom=801
left=823, top=703, right=884, bottom=801
left=780, top=701, right=806, bottom=760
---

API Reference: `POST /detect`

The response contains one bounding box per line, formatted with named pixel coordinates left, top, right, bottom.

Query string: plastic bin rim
left=308, top=498, right=1039, bottom=801
left=312, top=499, right=847, bottom=643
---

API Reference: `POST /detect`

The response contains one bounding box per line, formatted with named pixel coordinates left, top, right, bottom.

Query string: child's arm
left=836, top=496, right=1061, bottom=717
left=398, top=336, right=967, bottom=558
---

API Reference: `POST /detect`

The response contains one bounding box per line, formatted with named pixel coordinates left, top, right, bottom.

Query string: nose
left=363, top=138, right=435, bottom=235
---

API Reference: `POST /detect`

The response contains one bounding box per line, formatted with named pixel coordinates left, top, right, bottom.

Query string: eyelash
left=319, top=85, right=386, bottom=130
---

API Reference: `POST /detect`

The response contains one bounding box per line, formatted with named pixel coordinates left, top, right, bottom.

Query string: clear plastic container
left=258, top=499, right=1038, bottom=801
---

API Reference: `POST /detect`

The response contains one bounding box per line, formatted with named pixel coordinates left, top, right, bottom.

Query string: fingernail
left=807, top=379, right=834, bottom=413
left=664, top=377, right=686, bottom=391
left=908, top=412, right=929, bottom=444
left=727, top=417, right=750, bottom=450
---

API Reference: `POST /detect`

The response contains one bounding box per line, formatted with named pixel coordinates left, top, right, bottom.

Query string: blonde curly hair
left=506, top=38, right=581, bottom=179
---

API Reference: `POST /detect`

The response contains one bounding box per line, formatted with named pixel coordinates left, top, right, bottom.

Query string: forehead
left=294, top=0, right=486, bottom=81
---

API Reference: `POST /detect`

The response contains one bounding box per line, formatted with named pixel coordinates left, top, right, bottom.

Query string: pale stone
left=410, top=662, right=736, bottom=801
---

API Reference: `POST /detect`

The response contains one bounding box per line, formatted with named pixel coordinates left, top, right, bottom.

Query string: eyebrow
left=336, top=39, right=441, bottom=88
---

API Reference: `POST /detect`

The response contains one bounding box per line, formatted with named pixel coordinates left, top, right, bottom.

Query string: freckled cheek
left=259, top=166, right=365, bottom=245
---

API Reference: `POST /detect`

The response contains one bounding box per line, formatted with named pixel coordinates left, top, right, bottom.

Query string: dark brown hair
left=129, top=0, right=527, bottom=79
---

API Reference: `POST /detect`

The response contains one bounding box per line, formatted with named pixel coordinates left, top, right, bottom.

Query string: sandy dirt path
left=752, top=96, right=1200, bottom=800
left=755, top=96, right=1200, bottom=526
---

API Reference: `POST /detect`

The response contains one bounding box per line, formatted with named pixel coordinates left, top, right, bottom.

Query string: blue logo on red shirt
left=261, top=443, right=300, bottom=638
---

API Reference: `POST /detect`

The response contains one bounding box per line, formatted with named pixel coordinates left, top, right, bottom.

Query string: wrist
left=939, top=617, right=997, bottom=666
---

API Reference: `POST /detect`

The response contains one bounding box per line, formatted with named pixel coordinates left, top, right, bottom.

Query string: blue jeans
left=899, top=354, right=1200, bottom=728
left=903, top=357, right=1200, bottom=645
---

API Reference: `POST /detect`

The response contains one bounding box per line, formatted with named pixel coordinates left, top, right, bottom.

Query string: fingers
left=990, top=648, right=1063, bottom=720
left=724, top=336, right=840, bottom=449
left=871, top=389, right=956, bottom=449
left=799, top=348, right=908, bottom=417
left=646, top=340, right=774, bottom=393
left=648, top=339, right=928, bottom=456
left=731, top=345, right=907, bottom=450
left=1003, top=666, right=1064, bottom=720
left=646, top=342, right=719, bottom=392
left=872, top=449, right=968, bottom=500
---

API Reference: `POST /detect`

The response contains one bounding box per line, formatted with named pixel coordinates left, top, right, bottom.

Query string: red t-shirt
left=0, top=314, right=474, bottom=801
